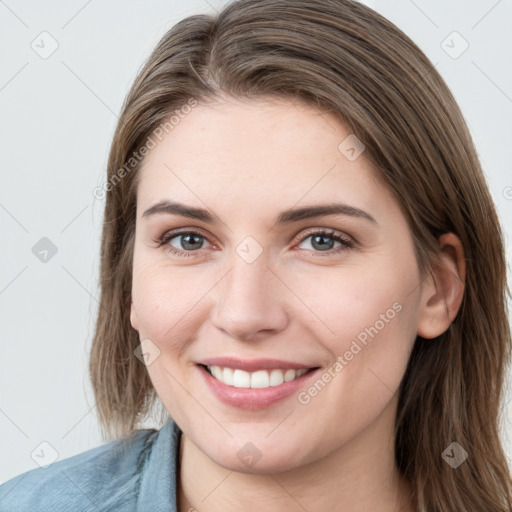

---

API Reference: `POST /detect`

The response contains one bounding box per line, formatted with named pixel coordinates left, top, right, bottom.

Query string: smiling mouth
left=201, top=364, right=318, bottom=389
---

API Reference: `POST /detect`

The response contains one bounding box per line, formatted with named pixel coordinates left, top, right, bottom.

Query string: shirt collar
left=137, top=417, right=182, bottom=511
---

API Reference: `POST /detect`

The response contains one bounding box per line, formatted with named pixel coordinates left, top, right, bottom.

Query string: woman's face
left=130, top=97, right=424, bottom=473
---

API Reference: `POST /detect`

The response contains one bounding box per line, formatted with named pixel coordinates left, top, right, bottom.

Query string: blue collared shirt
left=0, top=417, right=182, bottom=511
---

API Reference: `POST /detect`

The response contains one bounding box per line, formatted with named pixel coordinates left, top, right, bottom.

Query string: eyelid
left=157, top=226, right=354, bottom=247
left=293, top=227, right=354, bottom=246
left=156, top=225, right=356, bottom=260
left=157, top=227, right=215, bottom=248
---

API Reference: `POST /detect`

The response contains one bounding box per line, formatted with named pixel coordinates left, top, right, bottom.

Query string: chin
left=221, top=455, right=302, bottom=475
left=206, top=439, right=311, bottom=475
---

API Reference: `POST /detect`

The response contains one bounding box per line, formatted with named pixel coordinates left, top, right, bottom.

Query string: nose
left=211, top=252, right=289, bottom=341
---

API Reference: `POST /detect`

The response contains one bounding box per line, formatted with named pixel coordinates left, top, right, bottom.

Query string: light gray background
left=1, top=0, right=511, bottom=484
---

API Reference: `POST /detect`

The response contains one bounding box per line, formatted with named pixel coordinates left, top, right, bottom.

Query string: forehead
left=136, top=97, right=394, bottom=222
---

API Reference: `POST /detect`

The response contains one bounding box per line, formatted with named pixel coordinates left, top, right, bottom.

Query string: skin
left=130, top=96, right=466, bottom=512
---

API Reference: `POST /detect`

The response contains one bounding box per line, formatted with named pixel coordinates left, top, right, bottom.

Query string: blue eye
left=156, top=229, right=354, bottom=258
left=297, top=230, right=354, bottom=255
left=158, top=231, right=211, bottom=257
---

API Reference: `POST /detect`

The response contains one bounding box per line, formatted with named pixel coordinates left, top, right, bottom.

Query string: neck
left=177, top=398, right=413, bottom=512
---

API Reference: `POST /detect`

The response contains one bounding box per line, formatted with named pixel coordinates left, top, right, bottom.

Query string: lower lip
left=198, top=365, right=320, bottom=410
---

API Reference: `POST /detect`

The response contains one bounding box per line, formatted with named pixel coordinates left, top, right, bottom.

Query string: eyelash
left=155, top=228, right=355, bottom=259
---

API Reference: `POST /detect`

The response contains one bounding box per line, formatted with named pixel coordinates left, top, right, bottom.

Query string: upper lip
left=198, top=357, right=317, bottom=372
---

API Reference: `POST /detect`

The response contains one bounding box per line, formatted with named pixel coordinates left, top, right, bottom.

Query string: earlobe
left=416, top=233, right=466, bottom=339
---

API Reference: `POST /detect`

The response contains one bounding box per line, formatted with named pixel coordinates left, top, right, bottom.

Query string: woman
left=1, top=0, right=511, bottom=510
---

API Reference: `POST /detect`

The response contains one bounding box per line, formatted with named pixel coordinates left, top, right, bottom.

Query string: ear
left=416, top=233, right=466, bottom=339
left=130, top=300, right=139, bottom=332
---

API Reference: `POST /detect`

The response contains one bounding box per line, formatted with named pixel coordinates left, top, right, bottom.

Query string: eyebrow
left=141, top=200, right=377, bottom=225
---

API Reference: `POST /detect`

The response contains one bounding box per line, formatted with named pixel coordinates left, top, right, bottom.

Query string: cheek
left=131, top=258, right=212, bottom=342
left=290, top=263, right=407, bottom=347
left=295, top=261, right=417, bottom=392
left=131, top=262, right=203, bottom=418
left=294, top=278, right=416, bottom=446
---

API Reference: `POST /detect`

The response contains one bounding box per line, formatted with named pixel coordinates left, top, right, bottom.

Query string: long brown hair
left=89, top=0, right=512, bottom=509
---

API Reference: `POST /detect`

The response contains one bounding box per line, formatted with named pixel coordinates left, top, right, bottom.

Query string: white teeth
left=251, top=370, right=269, bottom=388
left=269, top=369, right=284, bottom=386
left=284, top=369, right=296, bottom=382
left=206, top=365, right=310, bottom=388
left=211, top=366, right=223, bottom=381
left=232, top=369, right=251, bottom=388
left=223, top=367, right=234, bottom=386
